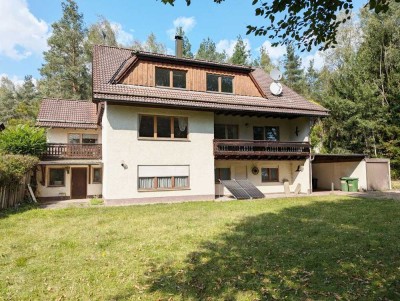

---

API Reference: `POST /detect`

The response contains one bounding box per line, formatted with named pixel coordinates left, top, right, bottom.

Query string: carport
left=311, top=154, right=391, bottom=192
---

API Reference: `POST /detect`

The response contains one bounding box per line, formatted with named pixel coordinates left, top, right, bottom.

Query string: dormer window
left=207, top=74, right=233, bottom=93
left=155, top=67, right=186, bottom=89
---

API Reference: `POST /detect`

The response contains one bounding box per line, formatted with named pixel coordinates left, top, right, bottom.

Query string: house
left=36, top=37, right=331, bottom=202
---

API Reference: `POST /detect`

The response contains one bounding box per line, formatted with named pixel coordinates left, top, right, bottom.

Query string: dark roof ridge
left=42, top=97, right=92, bottom=103
left=93, top=44, right=253, bottom=71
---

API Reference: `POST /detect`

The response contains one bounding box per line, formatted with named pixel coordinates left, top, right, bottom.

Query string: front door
left=71, top=168, right=87, bottom=199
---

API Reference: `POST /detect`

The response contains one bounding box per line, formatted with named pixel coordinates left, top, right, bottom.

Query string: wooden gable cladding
left=121, top=60, right=263, bottom=98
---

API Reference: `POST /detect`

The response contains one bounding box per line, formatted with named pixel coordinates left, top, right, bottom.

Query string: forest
left=0, top=0, right=399, bottom=178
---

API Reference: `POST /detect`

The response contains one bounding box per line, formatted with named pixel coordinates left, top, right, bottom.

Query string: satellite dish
left=270, top=82, right=283, bottom=96
left=270, top=69, right=282, bottom=81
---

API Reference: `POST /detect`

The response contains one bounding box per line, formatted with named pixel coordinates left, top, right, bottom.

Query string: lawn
left=1, top=196, right=400, bottom=300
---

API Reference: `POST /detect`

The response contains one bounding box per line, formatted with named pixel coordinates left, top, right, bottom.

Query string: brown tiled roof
left=37, top=98, right=99, bottom=129
left=93, top=45, right=329, bottom=117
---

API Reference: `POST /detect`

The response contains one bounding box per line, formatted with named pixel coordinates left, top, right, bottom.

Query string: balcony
left=214, top=139, right=310, bottom=160
left=42, top=143, right=102, bottom=160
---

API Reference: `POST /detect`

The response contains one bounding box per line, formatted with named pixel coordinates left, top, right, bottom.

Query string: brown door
left=71, top=168, right=87, bottom=199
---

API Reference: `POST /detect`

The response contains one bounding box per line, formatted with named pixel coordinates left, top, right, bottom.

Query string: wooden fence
left=0, top=173, right=31, bottom=210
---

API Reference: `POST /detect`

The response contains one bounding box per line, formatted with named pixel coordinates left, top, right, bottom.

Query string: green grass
left=89, top=197, right=104, bottom=206
left=1, top=196, right=400, bottom=300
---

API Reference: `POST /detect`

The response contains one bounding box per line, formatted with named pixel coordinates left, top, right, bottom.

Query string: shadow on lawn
left=0, top=203, right=37, bottom=219
left=141, top=198, right=400, bottom=300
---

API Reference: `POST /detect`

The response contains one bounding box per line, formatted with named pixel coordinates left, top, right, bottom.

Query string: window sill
left=155, top=85, right=187, bottom=91
left=138, top=137, right=190, bottom=142
left=48, top=185, right=65, bottom=188
left=138, top=187, right=191, bottom=192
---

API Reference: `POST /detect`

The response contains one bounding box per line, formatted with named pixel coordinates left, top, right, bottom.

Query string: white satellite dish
left=270, top=82, right=283, bottom=96
left=270, top=69, right=282, bottom=81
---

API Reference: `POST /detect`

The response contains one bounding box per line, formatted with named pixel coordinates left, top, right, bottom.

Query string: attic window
left=207, top=74, right=233, bottom=93
left=155, top=67, right=186, bottom=89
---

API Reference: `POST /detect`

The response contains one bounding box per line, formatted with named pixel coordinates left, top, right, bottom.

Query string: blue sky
left=0, top=0, right=366, bottom=86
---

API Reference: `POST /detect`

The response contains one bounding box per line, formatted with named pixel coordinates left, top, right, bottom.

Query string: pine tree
left=176, top=26, right=193, bottom=58
left=39, top=0, right=90, bottom=100
left=230, top=35, right=250, bottom=65
left=0, top=77, right=16, bottom=123
left=131, top=33, right=167, bottom=54
left=195, top=38, right=226, bottom=63
left=283, top=44, right=305, bottom=93
left=13, top=75, right=41, bottom=124
left=252, top=46, right=275, bottom=73
left=85, top=16, right=118, bottom=62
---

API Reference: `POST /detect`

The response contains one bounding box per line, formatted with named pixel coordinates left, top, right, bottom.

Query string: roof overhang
left=312, top=154, right=367, bottom=164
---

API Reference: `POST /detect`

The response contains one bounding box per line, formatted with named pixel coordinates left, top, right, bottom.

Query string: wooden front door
left=71, top=168, right=87, bottom=199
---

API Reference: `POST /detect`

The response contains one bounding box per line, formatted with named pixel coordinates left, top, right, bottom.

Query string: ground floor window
left=49, top=168, right=65, bottom=186
left=138, top=165, right=190, bottom=190
left=215, top=168, right=231, bottom=183
left=92, top=167, right=102, bottom=184
left=261, top=167, right=279, bottom=182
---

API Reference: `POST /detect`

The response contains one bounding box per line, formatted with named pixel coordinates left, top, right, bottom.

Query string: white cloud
left=0, top=73, right=30, bottom=87
left=110, top=22, right=134, bottom=46
left=258, top=40, right=286, bottom=61
left=167, top=16, right=196, bottom=40
left=0, top=0, right=49, bottom=60
left=216, top=38, right=251, bottom=57
left=301, top=51, right=324, bottom=70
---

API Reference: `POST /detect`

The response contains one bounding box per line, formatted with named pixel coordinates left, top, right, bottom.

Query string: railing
left=214, top=139, right=310, bottom=158
left=42, top=143, right=102, bottom=160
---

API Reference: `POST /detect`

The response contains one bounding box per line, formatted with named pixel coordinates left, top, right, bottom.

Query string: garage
left=311, top=154, right=391, bottom=192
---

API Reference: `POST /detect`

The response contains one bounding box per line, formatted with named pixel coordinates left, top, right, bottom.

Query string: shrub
left=0, top=154, right=39, bottom=186
left=0, top=124, right=47, bottom=156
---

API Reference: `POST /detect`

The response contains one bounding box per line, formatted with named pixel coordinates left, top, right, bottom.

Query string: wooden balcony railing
left=42, top=143, right=102, bottom=160
left=214, top=139, right=310, bottom=159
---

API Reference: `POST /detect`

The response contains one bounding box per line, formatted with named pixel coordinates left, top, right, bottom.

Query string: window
left=155, top=68, right=186, bottom=89
left=138, top=165, right=190, bottom=190
left=93, top=167, right=102, bottom=184
left=82, top=134, right=98, bottom=144
left=68, top=133, right=98, bottom=144
left=261, top=168, right=279, bottom=182
left=139, top=115, right=188, bottom=139
left=207, top=74, right=234, bottom=93
left=215, top=168, right=231, bottom=183
left=49, top=168, right=65, bottom=186
left=253, top=126, right=280, bottom=141
left=214, top=124, right=239, bottom=139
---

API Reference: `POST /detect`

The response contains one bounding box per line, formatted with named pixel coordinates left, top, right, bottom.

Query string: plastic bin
left=347, top=178, right=359, bottom=192
left=340, top=178, right=349, bottom=192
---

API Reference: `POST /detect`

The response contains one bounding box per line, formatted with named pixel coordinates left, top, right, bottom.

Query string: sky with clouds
left=0, top=0, right=365, bottom=86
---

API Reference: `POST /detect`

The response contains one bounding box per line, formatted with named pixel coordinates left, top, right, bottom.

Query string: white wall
left=214, top=115, right=310, bottom=142
left=102, top=104, right=215, bottom=200
left=312, top=160, right=367, bottom=191
left=47, top=128, right=102, bottom=143
left=215, top=159, right=310, bottom=195
left=36, top=165, right=102, bottom=198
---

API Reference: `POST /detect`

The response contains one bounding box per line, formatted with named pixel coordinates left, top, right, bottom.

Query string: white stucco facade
left=102, top=103, right=215, bottom=201
left=46, top=128, right=102, bottom=144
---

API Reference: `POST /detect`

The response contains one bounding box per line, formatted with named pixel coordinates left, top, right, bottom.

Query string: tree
left=161, top=0, right=400, bottom=51
left=229, top=35, right=250, bottom=65
left=176, top=26, right=193, bottom=58
left=195, top=38, right=226, bottom=63
left=0, top=77, right=17, bottom=123
left=252, top=46, right=275, bottom=73
left=131, top=33, right=167, bottom=54
left=0, top=124, right=47, bottom=157
left=85, top=16, right=118, bottom=62
left=283, top=44, right=305, bottom=93
left=39, top=0, right=90, bottom=100
left=12, top=76, right=41, bottom=125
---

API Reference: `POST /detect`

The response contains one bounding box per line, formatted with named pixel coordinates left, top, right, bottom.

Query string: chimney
left=175, top=35, right=183, bottom=58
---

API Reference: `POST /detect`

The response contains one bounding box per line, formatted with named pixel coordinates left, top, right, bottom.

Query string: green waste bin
left=340, top=178, right=349, bottom=192
left=347, top=178, right=359, bottom=192
left=340, top=177, right=359, bottom=192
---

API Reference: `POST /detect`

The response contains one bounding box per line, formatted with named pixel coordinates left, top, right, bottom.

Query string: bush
left=0, top=154, right=39, bottom=186
left=0, top=124, right=46, bottom=156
